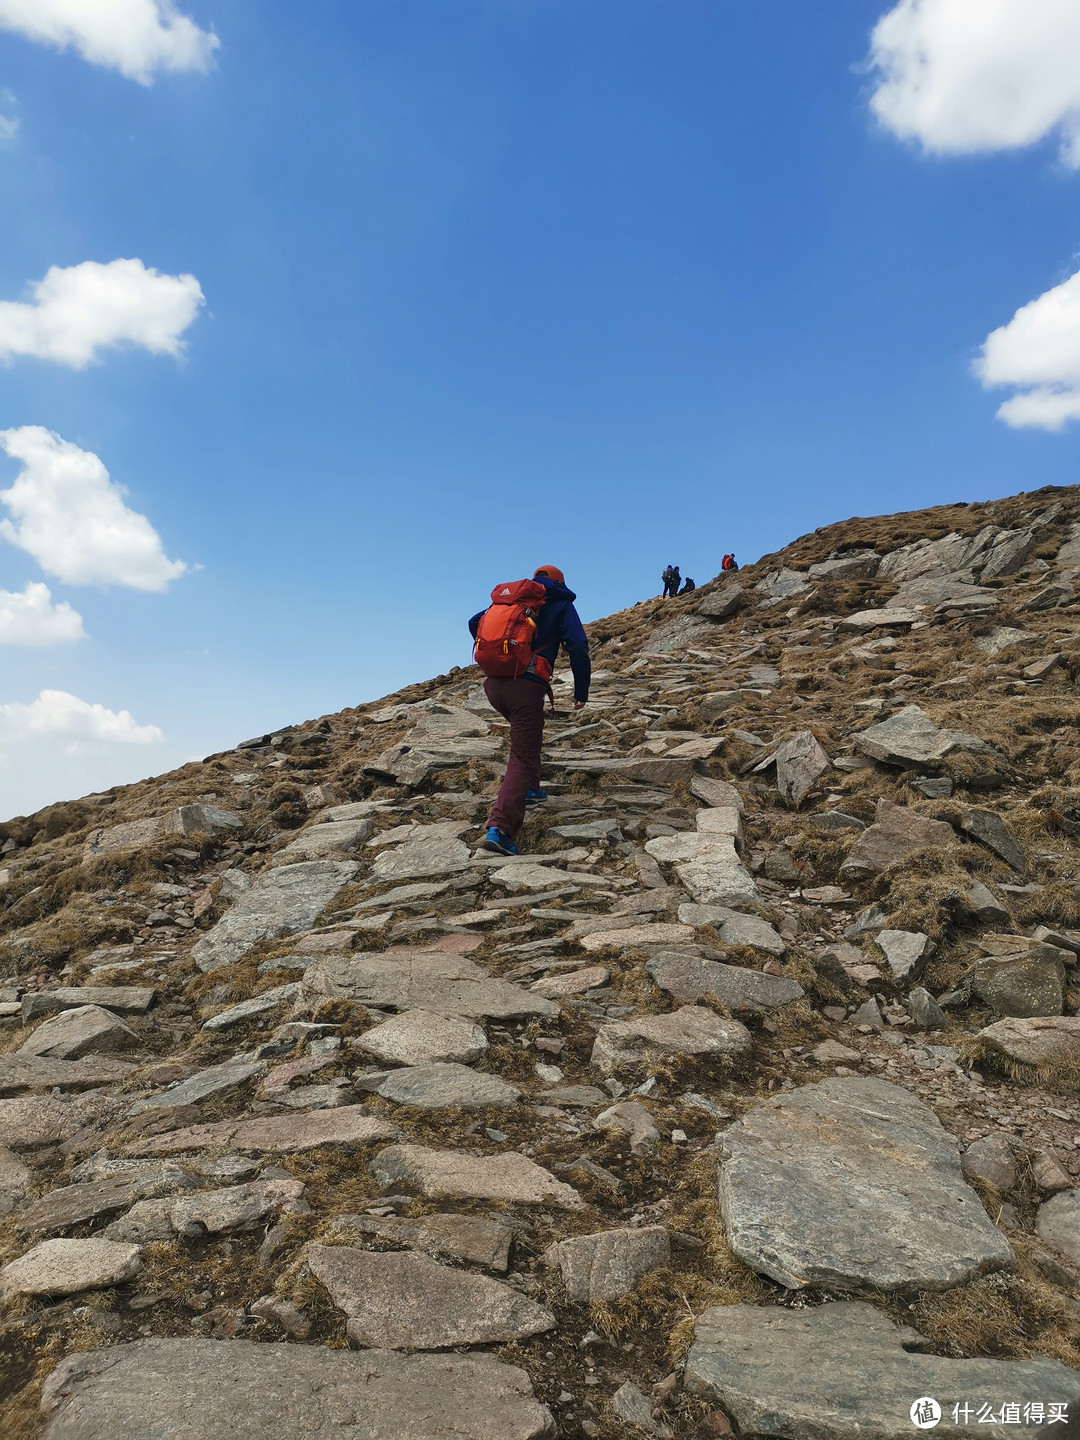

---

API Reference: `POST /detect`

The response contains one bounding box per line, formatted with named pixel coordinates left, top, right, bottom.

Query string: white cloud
left=868, top=0, right=1080, bottom=166
left=0, top=689, right=162, bottom=743
left=0, top=91, right=18, bottom=143
left=0, top=582, right=85, bottom=645
left=0, top=426, right=186, bottom=590
left=0, top=258, right=204, bottom=368
left=974, top=267, right=1080, bottom=430
left=0, top=0, right=218, bottom=85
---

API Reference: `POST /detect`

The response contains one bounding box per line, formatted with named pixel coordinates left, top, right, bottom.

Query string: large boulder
left=854, top=706, right=992, bottom=768
left=192, top=861, right=359, bottom=972
left=685, top=1301, right=1080, bottom=1440
left=83, top=804, right=241, bottom=861
left=839, top=800, right=955, bottom=881
left=717, top=1077, right=1014, bottom=1292
left=972, top=947, right=1065, bottom=1018
left=304, top=951, right=559, bottom=1020
left=974, top=1016, right=1080, bottom=1074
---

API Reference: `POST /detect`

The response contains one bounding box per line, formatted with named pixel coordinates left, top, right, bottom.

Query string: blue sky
left=2, top=0, right=1080, bottom=817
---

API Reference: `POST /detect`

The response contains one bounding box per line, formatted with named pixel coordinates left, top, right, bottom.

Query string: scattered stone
left=850, top=996, right=884, bottom=1029
left=127, top=1107, right=398, bottom=1158
left=959, top=807, right=1026, bottom=872
left=248, top=1294, right=311, bottom=1339
left=910, top=776, right=952, bottom=798
left=19, top=1004, right=137, bottom=1060
left=355, top=1008, right=488, bottom=1066
left=594, top=1101, right=661, bottom=1149
left=1032, top=1149, right=1074, bottom=1195
left=644, top=828, right=759, bottom=908
left=305, top=950, right=559, bottom=1020
left=38, top=1340, right=554, bottom=1440
left=192, top=860, right=359, bottom=972
left=105, top=1178, right=307, bottom=1242
left=544, top=1225, right=670, bottom=1302
left=677, top=905, right=786, bottom=955
left=549, top=819, right=622, bottom=842
left=698, top=584, right=746, bottom=617
left=306, top=1244, right=553, bottom=1349
left=1037, top=1190, right=1080, bottom=1264
left=371, top=836, right=472, bottom=882
left=873, top=929, right=936, bottom=985
left=718, top=1077, right=1014, bottom=1291
left=83, top=804, right=241, bottom=861
left=854, top=705, right=991, bottom=768
left=973, top=626, right=1032, bottom=655
left=808, top=810, right=865, bottom=832
left=530, top=966, right=609, bottom=998
left=699, top=690, right=753, bottom=720
left=132, top=1058, right=266, bottom=1112
left=961, top=1133, right=1021, bottom=1193
left=202, top=982, right=302, bottom=1031
left=972, top=948, right=1065, bottom=1018
left=842, top=905, right=891, bottom=941
left=22, top=987, right=156, bottom=1020
left=334, top=1211, right=512, bottom=1270
left=369, top=1144, right=583, bottom=1208
left=774, top=731, right=831, bottom=807
left=691, top=775, right=745, bottom=811
left=646, top=952, right=802, bottom=1013
left=956, top=879, right=1010, bottom=925
left=592, top=1007, right=752, bottom=1073
left=274, top=818, right=374, bottom=863
left=611, top=1380, right=657, bottom=1435
left=0, top=1145, right=32, bottom=1216
left=839, top=800, right=954, bottom=881
left=0, top=1237, right=142, bottom=1299
left=356, top=1063, right=521, bottom=1109
left=907, top=987, right=946, bottom=1030
left=685, top=1301, right=1080, bottom=1440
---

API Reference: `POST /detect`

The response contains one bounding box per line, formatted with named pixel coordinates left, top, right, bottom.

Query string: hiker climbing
left=722, top=553, right=739, bottom=572
left=661, top=564, right=681, bottom=597
left=680, top=576, right=696, bottom=594
left=469, top=564, right=591, bottom=856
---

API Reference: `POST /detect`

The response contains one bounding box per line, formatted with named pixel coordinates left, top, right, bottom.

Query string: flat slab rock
left=369, top=836, right=473, bottom=882
left=105, top=1178, right=307, bottom=1242
left=543, top=1225, right=670, bottom=1303
left=718, top=1077, right=1013, bottom=1292
left=131, top=1057, right=267, bottom=1112
left=685, top=1301, right=1080, bottom=1440
left=0, top=1092, right=115, bottom=1150
left=370, top=1143, right=583, bottom=1208
left=839, top=800, right=955, bottom=882
left=22, top=986, right=157, bottom=1019
left=192, top=860, right=359, bottom=972
left=126, top=1106, right=398, bottom=1158
left=354, top=1007, right=488, bottom=1065
left=591, top=1005, right=752, bottom=1073
left=274, top=818, right=374, bottom=864
left=854, top=705, right=991, bottom=768
left=580, top=921, right=697, bottom=953
left=356, top=1062, right=521, bottom=1109
left=18, top=1164, right=196, bottom=1234
left=334, top=1211, right=512, bottom=1270
left=0, top=1236, right=142, bottom=1299
left=304, top=950, right=559, bottom=1020
left=976, top=1016, right=1080, bottom=1072
left=307, top=1243, right=554, bottom=1349
left=19, top=1004, right=137, bottom=1060
left=39, top=1339, right=554, bottom=1440
left=646, top=952, right=803, bottom=1014
left=645, top=830, right=760, bottom=908
left=677, top=904, right=786, bottom=955
left=0, top=1052, right=136, bottom=1095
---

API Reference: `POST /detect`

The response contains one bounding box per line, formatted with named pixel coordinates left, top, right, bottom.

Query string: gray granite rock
left=685, top=1301, right=1080, bottom=1440
left=19, top=1004, right=137, bottom=1060
left=677, top=904, right=786, bottom=955
left=39, top=1340, right=554, bottom=1440
left=957, top=879, right=1010, bottom=925
left=646, top=951, right=803, bottom=1013
left=878, top=529, right=999, bottom=582
left=530, top=965, right=609, bottom=998
left=83, top=804, right=241, bottom=861
left=808, top=810, right=865, bottom=833
left=907, top=987, right=946, bottom=1030
left=808, top=552, right=880, bottom=580
left=962, top=1133, right=1021, bottom=1193
left=0, top=1237, right=142, bottom=1299
left=594, top=1100, right=661, bottom=1149
left=357, top=1062, right=521, bottom=1109
left=775, top=730, right=831, bottom=807
left=127, top=1106, right=398, bottom=1158
left=838, top=606, right=920, bottom=631
left=854, top=705, right=991, bottom=768
left=202, top=982, right=302, bottom=1030
left=0, top=1145, right=32, bottom=1217
left=1037, top=1190, right=1080, bottom=1265
left=17, top=1165, right=196, bottom=1234
left=611, top=1381, right=657, bottom=1434
left=192, top=860, right=359, bottom=972
left=691, top=775, right=745, bottom=811
left=307, top=1243, right=553, bottom=1348
left=839, top=800, right=955, bottom=881
left=370, top=1143, right=583, bottom=1208
left=0, top=1092, right=115, bottom=1150
left=549, top=819, right=622, bottom=842
left=756, top=568, right=812, bottom=601
left=591, top=1006, right=752, bottom=1073
left=975, top=1016, right=1080, bottom=1072
left=105, top=1178, right=308, bottom=1242
left=543, top=1225, right=670, bottom=1302
left=305, top=950, right=559, bottom=1020
left=355, top=1008, right=488, bottom=1066
left=718, top=1077, right=1014, bottom=1291
left=972, top=948, right=1065, bottom=1017
left=370, top=836, right=472, bottom=882
left=0, top=1053, right=135, bottom=1094
left=644, top=828, right=760, bottom=908
left=698, top=583, right=746, bottom=617
left=273, top=818, right=374, bottom=864
left=980, top=528, right=1036, bottom=579
left=959, top=808, right=1026, bottom=872
left=873, top=929, right=935, bottom=984
left=334, top=1211, right=512, bottom=1270
left=22, top=986, right=157, bottom=1020
left=130, top=1058, right=266, bottom=1112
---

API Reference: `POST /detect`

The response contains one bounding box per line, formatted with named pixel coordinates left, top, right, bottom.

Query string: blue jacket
left=469, top=576, right=591, bottom=703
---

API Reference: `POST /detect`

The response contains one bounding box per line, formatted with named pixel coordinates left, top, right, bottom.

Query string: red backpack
left=473, top=579, right=552, bottom=681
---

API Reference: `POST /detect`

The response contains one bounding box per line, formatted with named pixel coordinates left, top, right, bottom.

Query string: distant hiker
left=680, top=576, right=696, bottom=594
left=469, top=565, right=591, bottom=856
left=661, top=564, right=676, bottom=597
left=722, top=553, right=739, bottom=572
left=669, top=565, right=681, bottom=595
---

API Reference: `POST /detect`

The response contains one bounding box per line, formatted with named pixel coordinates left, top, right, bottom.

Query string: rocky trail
left=4, top=488, right=1080, bottom=1436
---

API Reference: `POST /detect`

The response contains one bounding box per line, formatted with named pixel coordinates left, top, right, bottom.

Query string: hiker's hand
left=573, top=700, right=586, bottom=710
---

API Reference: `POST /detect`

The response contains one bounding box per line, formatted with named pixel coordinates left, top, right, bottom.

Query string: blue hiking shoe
left=481, top=827, right=519, bottom=856
left=525, top=788, right=548, bottom=804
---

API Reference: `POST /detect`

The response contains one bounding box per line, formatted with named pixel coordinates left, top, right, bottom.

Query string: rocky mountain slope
left=3, top=486, right=1080, bottom=1438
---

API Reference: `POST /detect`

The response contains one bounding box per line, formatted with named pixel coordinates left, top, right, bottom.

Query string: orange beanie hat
left=534, top=565, right=565, bottom=585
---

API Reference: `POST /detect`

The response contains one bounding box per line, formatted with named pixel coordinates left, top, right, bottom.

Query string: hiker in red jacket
left=722, top=553, right=739, bottom=572
left=468, top=565, right=591, bottom=856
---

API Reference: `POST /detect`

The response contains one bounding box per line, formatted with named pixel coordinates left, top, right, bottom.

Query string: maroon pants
left=484, top=676, right=546, bottom=839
